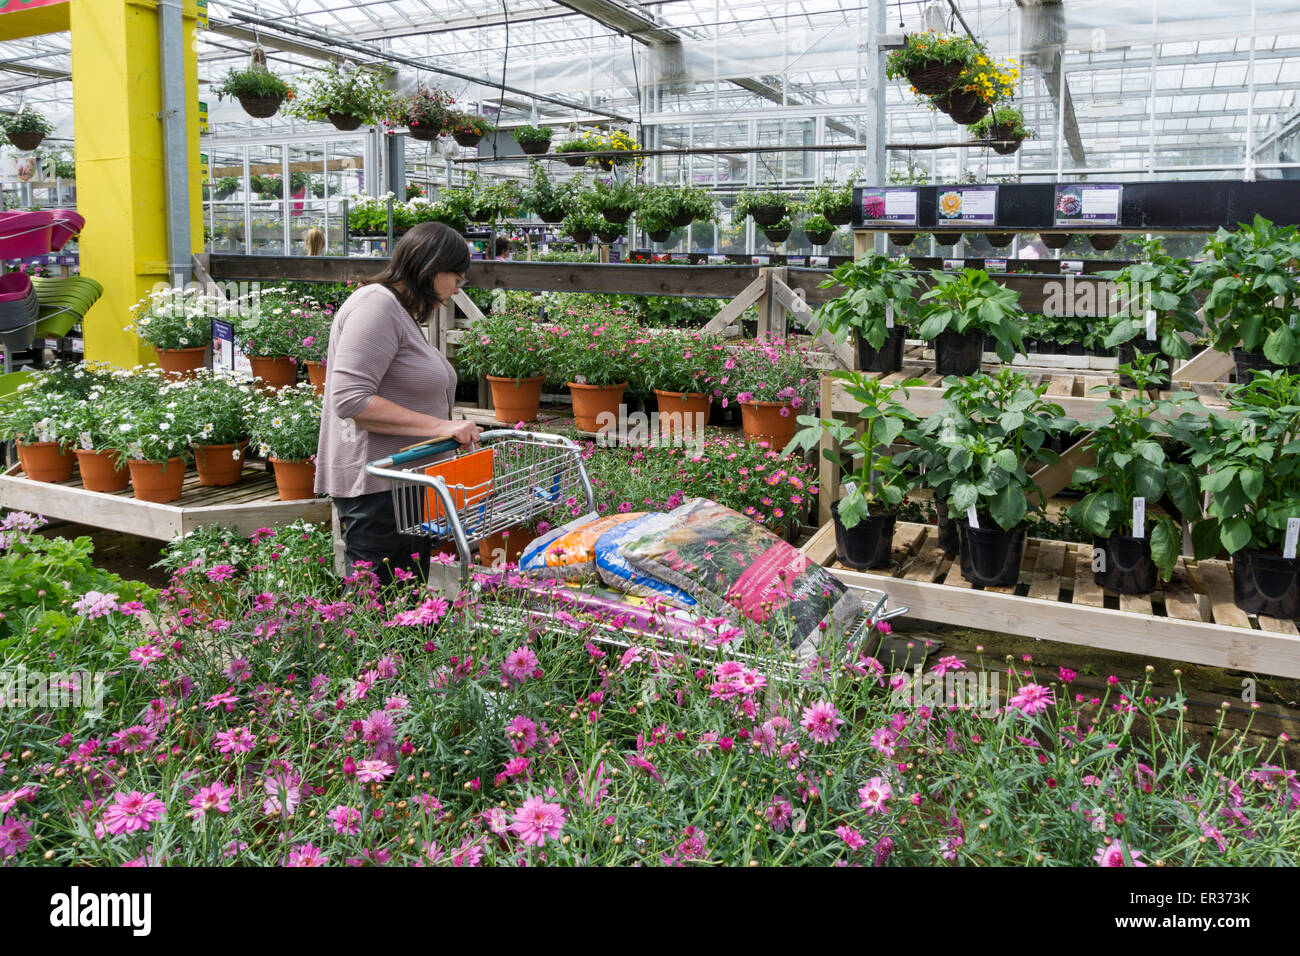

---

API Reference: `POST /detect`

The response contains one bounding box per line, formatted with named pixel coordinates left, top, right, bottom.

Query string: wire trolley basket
left=365, top=429, right=596, bottom=576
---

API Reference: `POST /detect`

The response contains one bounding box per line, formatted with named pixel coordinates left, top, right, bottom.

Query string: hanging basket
left=561, top=153, right=589, bottom=168
left=595, top=227, right=624, bottom=243
left=762, top=227, right=791, bottom=243
left=932, top=231, right=963, bottom=246
left=7, top=130, right=44, bottom=151
left=601, top=206, right=633, bottom=225
left=988, top=123, right=1024, bottom=155
left=238, top=95, right=283, bottom=119
left=985, top=232, right=1015, bottom=248
left=1040, top=232, right=1072, bottom=249
left=936, top=91, right=990, bottom=125
left=670, top=209, right=694, bottom=228
left=750, top=204, right=787, bottom=227
left=806, top=229, right=834, bottom=246
left=453, top=130, right=483, bottom=148
left=538, top=205, right=565, bottom=224
left=888, top=232, right=916, bottom=247
left=824, top=205, right=853, bottom=226
left=327, top=112, right=364, bottom=131
left=407, top=123, right=440, bottom=141
left=648, top=229, right=672, bottom=243
left=569, top=229, right=593, bottom=244
left=1089, top=233, right=1121, bottom=251
left=906, top=60, right=964, bottom=96
left=520, top=139, right=551, bottom=155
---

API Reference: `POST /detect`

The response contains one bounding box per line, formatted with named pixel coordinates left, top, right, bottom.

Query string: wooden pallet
left=809, top=520, right=1300, bottom=679
left=0, top=461, right=331, bottom=540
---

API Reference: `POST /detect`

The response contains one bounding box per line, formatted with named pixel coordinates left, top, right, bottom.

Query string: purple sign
left=1055, top=184, right=1122, bottom=226
left=860, top=187, right=918, bottom=227
left=936, top=186, right=997, bottom=227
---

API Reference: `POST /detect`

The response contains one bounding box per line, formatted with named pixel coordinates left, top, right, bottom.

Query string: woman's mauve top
left=314, top=283, right=457, bottom=498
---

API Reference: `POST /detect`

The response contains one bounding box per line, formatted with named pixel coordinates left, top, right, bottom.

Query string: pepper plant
left=810, top=252, right=919, bottom=352
left=1066, top=352, right=1202, bottom=579
left=916, top=268, right=1026, bottom=363
left=1098, top=237, right=1202, bottom=359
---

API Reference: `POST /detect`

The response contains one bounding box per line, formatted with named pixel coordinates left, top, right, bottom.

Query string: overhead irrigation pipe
left=218, top=7, right=634, bottom=124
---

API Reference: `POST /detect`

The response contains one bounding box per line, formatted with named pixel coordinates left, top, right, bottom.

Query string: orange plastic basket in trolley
left=423, top=447, right=495, bottom=532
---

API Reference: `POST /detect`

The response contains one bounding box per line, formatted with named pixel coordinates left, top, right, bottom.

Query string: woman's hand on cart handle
left=436, top=417, right=483, bottom=449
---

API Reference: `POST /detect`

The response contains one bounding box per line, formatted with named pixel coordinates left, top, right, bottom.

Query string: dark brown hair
left=364, top=221, right=471, bottom=322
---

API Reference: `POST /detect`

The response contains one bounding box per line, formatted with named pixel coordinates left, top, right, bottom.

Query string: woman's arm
left=351, top=396, right=481, bottom=445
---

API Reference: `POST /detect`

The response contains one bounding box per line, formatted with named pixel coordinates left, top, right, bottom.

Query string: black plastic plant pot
left=932, top=231, right=962, bottom=247
left=934, top=329, right=984, bottom=376
left=327, top=113, right=364, bottom=131
left=751, top=204, right=787, bottom=227
left=1065, top=342, right=1086, bottom=356
left=957, top=520, right=1027, bottom=587
left=825, top=205, right=853, bottom=226
left=1040, top=232, right=1072, bottom=249
left=1117, top=340, right=1171, bottom=390
left=1232, top=549, right=1300, bottom=619
left=1038, top=340, right=1059, bottom=355
left=1092, top=533, right=1158, bottom=595
left=832, top=501, right=897, bottom=570
left=453, top=131, right=484, bottom=147
left=763, top=227, right=791, bottom=243
left=934, top=499, right=960, bottom=556
left=806, top=229, right=834, bottom=246
left=520, top=139, right=551, bottom=155
left=648, top=229, right=671, bottom=243
left=888, top=233, right=916, bottom=247
left=856, top=327, right=905, bottom=373
left=1089, top=233, right=1121, bottom=251
left=671, top=209, right=694, bottom=228
left=1232, top=348, right=1300, bottom=384
left=602, top=207, right=633, bottom=225
left=985, top=232, right=1015, bottom=248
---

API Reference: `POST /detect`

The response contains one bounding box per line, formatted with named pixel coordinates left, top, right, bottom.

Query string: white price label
left=843, top=480, right=858, bottom=498
left=1132, top=497, right=1146, bottom=539
left=1285, top=517, right=1300, bottom=560
left=966, top=506, right=980, bottom=529
left=885, top=302, right=895, bottom=329
left=1145, top=310, right=1158, bottom=341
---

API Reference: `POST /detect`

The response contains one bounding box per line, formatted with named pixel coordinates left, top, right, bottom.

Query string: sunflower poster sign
left=935, top=185, right=997, bottom=227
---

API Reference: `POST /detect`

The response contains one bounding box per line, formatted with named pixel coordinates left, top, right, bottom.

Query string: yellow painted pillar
left=70, top=0, right=203, bottom=368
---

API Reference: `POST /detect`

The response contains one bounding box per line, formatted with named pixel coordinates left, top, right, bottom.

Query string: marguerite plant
left=251, top=382, right=322, bottom=462
left=127, top=288, right=221, bottom=352
left=174, top=369, right=255, bottom=447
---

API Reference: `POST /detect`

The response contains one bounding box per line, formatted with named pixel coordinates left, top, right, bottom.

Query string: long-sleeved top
left=314, top=283, right=457, bottom=498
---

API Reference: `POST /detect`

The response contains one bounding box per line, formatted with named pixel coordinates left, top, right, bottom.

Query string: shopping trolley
left=364, top=429, right=907, bottom=673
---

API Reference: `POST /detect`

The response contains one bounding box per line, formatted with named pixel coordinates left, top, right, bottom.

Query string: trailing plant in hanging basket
left=555, top=135, right=598, bottom=167
left=392, top=85, right=455, bottom=140
left=449, top=111, right=494, bottom=147
left=595, top=225, right=625, bottom=244
left=802, top=176, right=857, bottom=226
left=513, top=124, right=554, bottom=154
left=885, top=32, right=980, bottom=96
left=761, top=217, right=793, bottom=244
left=214, top=60, right=294, bottom=119
left=561, top=209, right=602, bottom=244
left=1039, top=232, right=1073, bottom=249
left=3, top=106, right=54, bottom=151
left=284, top=63, right=392, bottom=129
left=734, top=189, right=789, bottom=226
left=803, top=213, right=835, bottom=246
left=1089, top=234, right=1121, bottom=251
left=593, top=178, right=640, bottom=224
left=969, top=105, right=1034, bottom=155
left=888, top=232, right=917, bottom=247
left=984, top=232, right=1015, bottom=247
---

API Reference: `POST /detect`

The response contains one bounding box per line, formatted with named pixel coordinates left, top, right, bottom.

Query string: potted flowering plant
left=456, top=310, right=551, bottom=423
left=734, top=188, right=789, bottom=227
left=251, top=383, right=323, bottom=501
left=1186, top=215, right=1300, bottom=381
left=0, top=378, right=77, bottom=483
left=792, top=372, right=924, bottom=568
left=128, top=288, right=216, bottom=377
left=1180, top=370, right=1300, bottom=618
left=288, top=307, right=332, bottom=394
left=393, top=85, right=454, bottom=140
left=233, top=289, right=323, bottom=389
left=449, top=111, right=494, bottom=148
left=513, top=124, right=553, bottom=155
left=64, top=371, right=132, bottom=491
left=545, top=311, right=636, bottom=433
left=885, top=32, right=980, bottom=96
left=172, top=370, right=256, bottom=488
left=213, top=61, right=294, bottom=119
left=934, top=55, right=1017, bottom=125
left=969, top=106, right=1034, bottom=155
left=1098, top=237, right=1203, bottom=390
left=285, top=63, right=392, bottom=130
left=556, top=134, right=599, bottom=167
left=724, top=339, right=818, bottom=450
left=638, top=331, right=728, bottom=438
left=103, top=378, right=193, bottom=503
left=588, top=129, right=642, bottom=169
left=811, top=252, right=919, bottom=373
left=3, top=105, right=54, bottom=151
left=917, top=267, right=1025, bottom=375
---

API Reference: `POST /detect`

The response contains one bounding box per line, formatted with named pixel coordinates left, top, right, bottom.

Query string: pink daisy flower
left=355, top=759, right=394, bottom=783
left=102, top=790, right=166, bottom=836
left=285, top=842, right=329, bottom=867
left=510, top=795, right=566, bottom=846
left=501, top=646, right=539, bottom=683
left=0, top=814, right=32, bottom=858
left=1008, top=683, right=1055, bottom=716
left=188, top=782, right=233, bottom=818
left=857, top=776, right=893, bottom=816
left=213, top=726, right=256, bottom=754
left=800, top=700, right=844, bottom=745
left=329, top=805, right=361, bottom=836
left=506, top=714, right=538, bottom=753
left=836, top=825, right=867, bottom=851
left=1093, top=841, right=1147, bottom=867
left=765, top=796, right=794, bottom=833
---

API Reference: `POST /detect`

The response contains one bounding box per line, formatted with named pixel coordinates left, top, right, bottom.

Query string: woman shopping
left=315, top=221, right=482, bottom=584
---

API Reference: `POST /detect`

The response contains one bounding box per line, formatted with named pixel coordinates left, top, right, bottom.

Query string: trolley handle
left=388, top=438, right=461, bottom=467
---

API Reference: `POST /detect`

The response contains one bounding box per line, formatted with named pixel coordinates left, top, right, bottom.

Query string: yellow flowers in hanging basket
left=957, top=57, right=1019, bottom=105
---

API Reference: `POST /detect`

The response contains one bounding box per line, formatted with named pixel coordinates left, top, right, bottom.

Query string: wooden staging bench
left=0, top=461, right=331, bottom=540
left=810, top=520, right=1300, bottom=680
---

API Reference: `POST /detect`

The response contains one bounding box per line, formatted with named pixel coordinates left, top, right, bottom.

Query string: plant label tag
left=843, top=480, right=858, bottom=497
left=966, top=505, right=980, bottom=529
left=1145, top=311, right=1157, bottom=341
left=1132, top=497, right=1146, bottom=538
left=885, top=303, right=895, bottom=329
left=574, top=374, right=587, bottom=385
left=1285, top=518, right=1300, bottom=560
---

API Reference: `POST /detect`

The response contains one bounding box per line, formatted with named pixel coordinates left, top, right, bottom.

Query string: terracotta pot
left=653, top=389, right=710, bottom=438
left=249, top=355, right=298, bottom=390
left=155, top=346, right=207, bottom=379
left=568, top=381, right=627, bottom=434
left=740, top=400, right=797, bottom=450
left=269, top=457, right=317, bottom=501
left=16, top=440, right=75, bottom=483
left=477, top=525, right=539, bottom=568
left=487, top=374, right=545, bottom=424
left=306, top=361, right=326, bottom=395
left=193, top=441, right=249, bottom=487
left=74, top=448, right=128, bottom=493
left=127, top=458, right=187, bottom=503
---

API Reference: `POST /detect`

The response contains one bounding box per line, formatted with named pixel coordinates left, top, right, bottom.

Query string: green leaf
left=1164, top=467, right=1202, bottom=521
left=1072, top=491, right=1121, bottom=537
left=989, top=482, right=1027, bottom=531
left=1263, top=325, right=1298, bottom=366
left=1148, top=519, right=1181, bottom=580
left=1219, top=515, right=1253, bottom=554
left=1190, top=519, right=1223, bottom=560
left=1133, top=459, right=1165, bottom=500
left=952, top=482, right=978, bottom=513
